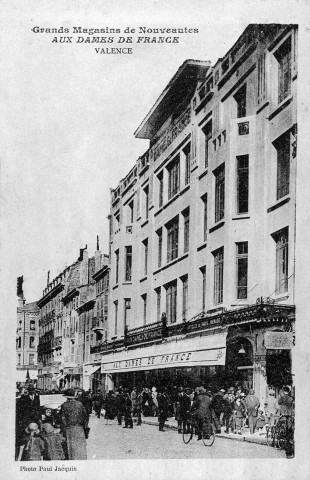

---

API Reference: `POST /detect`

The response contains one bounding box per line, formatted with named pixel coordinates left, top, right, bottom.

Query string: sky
left=1, top=0, right=304, bottom=302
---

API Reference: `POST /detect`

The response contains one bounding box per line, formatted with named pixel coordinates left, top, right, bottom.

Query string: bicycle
left=266, top=415, right=294, bottom=451
left=182, top=415, right=215, bottom=447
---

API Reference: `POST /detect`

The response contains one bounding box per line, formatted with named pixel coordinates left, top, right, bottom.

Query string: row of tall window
left=17, top=353, right=35, bottom=366
left=112, top=228, right=288, bottom=333
left=116, top=125, right=290, bottom=241
left=113, top=275, right=189, bottom=334
left=16, top=336, right=36, bottom=349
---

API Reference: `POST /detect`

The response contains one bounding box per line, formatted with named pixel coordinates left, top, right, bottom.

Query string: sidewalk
left=141, top=416, right=268, bottom=446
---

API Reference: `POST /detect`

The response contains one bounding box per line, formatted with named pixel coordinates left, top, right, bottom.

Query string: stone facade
left=99, top=24, right=297, bottom=405
left=16, top=293, right=40, bottom=384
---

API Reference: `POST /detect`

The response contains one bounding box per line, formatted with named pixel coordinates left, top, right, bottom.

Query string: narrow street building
left=98, top=24, right=296, bottom=407
left=16, top=277, right=40, bottom=385
left=37, top=244, right=109, bottom=392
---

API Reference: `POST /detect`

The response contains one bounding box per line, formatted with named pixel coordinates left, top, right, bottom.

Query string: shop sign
left=64, top=367, right=81, bottom=375
left=264, top=332, right=293, bottom=350
left=102, top=347, right=226, bottom=373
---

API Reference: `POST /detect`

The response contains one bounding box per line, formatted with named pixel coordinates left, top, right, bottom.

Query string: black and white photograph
left=1, top=1, right=310, bottom=479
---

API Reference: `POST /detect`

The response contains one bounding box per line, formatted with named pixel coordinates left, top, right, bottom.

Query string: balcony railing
left=90, top=302, right=295, bottom=354
left=149, top=107, right=191, bottom=163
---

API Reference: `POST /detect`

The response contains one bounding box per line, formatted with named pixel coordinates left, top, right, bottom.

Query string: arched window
left=29, top=336, right=35, bottom=348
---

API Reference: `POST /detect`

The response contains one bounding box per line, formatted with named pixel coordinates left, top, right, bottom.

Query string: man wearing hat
left=177, top=387, right=191, bottom=434
left=18, top=384, right=41, bottom=431
left=192, top=387, right=212, bottom=440
left=157, top=387, right=169, bottom=432
left=223, top=387, right=236, bottom=434
left=60, top=389, right=87, bottom=459
left=211, top=389, right=226, bottom=433
left=243, top=389, right=260, bottom=434
left=93, top=388, right=104, bottom=418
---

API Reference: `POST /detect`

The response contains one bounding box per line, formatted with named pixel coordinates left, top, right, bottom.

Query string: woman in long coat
left=192, top=387, right=212, bottom=440
left=60, top=389, right=87, bottom=460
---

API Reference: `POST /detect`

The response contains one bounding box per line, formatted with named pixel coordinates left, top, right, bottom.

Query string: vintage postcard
left=1, top=0, right=310, bottom=479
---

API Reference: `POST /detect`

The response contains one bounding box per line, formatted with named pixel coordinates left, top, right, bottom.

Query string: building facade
left=96, top=24, right=296, bottom=406
left=37, top=245, right=109, bottom=392
left=16, top=277, right=40, bottom=385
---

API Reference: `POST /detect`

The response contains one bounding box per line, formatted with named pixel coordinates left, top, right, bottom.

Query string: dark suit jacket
left=192, top=394, right=212, bottom=420
left=19, top=394, right=41, bottom=425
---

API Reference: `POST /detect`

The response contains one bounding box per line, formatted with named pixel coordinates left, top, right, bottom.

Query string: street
left=86, top=416, right=285, bottom=459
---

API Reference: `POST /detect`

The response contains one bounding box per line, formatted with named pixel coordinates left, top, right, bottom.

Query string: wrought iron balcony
left=89, top=303, right=295, bottom=355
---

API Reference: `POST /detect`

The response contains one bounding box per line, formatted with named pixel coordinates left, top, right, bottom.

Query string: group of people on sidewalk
left=16, top=387, right=90, bottom=461
left=93, top=383, right=294, bottom=441
left=16, top=382, right=294, bottom=460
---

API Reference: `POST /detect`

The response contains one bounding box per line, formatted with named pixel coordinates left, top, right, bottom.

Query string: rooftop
left=134, top=59, right=211, bottom=140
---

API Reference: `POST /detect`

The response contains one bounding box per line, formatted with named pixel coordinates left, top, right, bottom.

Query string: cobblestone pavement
left=87, top=416, right=286, bottom=460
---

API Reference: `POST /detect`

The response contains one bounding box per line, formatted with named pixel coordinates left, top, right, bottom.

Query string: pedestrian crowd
left=84, top=383, right=294, bottom=440
left=16, top=382, right=294, bottom=460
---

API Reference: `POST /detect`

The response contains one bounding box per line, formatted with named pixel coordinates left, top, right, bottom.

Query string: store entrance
left=225, top=337, right=254, bottom=392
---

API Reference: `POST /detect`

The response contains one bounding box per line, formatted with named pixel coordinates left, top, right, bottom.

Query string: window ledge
left=267, top=197, right=290, bottom=213
left=197, top=242, right=207, bottom=252
left=198, top=169, right=208, bottom=180
left=122, top=282, right=132, bottom=285
left=273, top=294, right=289, bottom=303
left=141, top=219, right=149, bottom=228
left=256, top=101, right=269, bottom=115
left=153, top=253, right=189, bottom=275
left=112, top=284, right=119, bottom=290
left=140, top=276, right=148, bottom=283
left=209, top=221, right=225, bottom=233
left=154, top=185, right=190, bottom=217
left=268, top=95, right=293, bottom=121
left=232, top=215, right=250, bottom=221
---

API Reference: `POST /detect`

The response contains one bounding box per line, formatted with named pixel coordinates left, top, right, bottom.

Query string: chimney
left=79, top=245, right=88, bottom=285
left=47, top=271, right=50, bottom=286
left=78, top=245, right=87, bottom=262
left=17, top=276, right=25, bottom=305
left=97, top=235, right=100, bottom=251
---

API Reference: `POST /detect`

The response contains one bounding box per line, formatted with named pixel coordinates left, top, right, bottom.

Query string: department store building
left=91, top=24, right=297, bottom=406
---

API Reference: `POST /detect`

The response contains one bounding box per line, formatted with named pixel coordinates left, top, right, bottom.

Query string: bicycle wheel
left=182, top=421, right=193, bottom=444
left=202, top=424, right=215, bottom=447
left=276, top=426, right=286, bottom=450
left=266, top=426, right=275, bottom=447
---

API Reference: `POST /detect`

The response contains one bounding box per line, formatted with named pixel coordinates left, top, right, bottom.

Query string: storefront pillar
left=253, top=354, right=267, bottom=407
left=105, top=373, right=114, bottom=392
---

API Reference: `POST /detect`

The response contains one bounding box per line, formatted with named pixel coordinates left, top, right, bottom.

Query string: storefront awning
left=84, top=365, right=101, bottom=376
left=101, top=331, right=227, bottom=374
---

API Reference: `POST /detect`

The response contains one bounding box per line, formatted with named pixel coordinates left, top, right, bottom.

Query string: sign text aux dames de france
left=112, top=352, right=193, bottom=370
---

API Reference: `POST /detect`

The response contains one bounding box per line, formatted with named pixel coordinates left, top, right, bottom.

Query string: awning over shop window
left=101, top=331, right=227, bottom=374
left=84, top=365, right=101, bottom=376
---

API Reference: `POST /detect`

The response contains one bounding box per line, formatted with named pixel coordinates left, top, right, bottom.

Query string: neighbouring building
left=37, top=267, right=70, bottom=391
left=97, top=24, right=296, bottom=407
left=16, top=276, right=40, bottom=385
left=84, top=240, right=109, bottom=391
left=37, top=243, right=109, bottom=392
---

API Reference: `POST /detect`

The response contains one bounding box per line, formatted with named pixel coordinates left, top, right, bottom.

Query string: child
left=18, top=423, right=45, bottom=461
left=256, top=409, right=266, bottom=435
left=40, top=422, right=66, bottom=460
